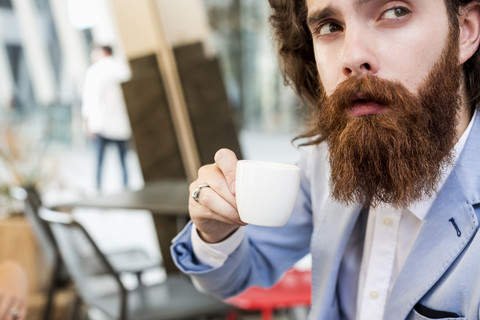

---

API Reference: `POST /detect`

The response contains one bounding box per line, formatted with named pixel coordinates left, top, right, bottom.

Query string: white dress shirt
left=191, top=109, right=476, bottom=319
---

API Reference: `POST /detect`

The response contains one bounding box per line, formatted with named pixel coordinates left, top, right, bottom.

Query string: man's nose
left=341, top=28, right=379, bottom=77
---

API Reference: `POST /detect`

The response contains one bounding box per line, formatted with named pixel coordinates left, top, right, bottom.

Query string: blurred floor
left=43, top=129, right=307, bottom=320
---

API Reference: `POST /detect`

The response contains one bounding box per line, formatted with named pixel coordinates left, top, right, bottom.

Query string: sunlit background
left=0, top=0, right=307, bottom=194
left=0, top=0, right=303, bottom=134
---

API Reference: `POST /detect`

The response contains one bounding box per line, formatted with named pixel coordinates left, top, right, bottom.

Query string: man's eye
left=381, top=6, right=410, bottom=20
left=317, top=22, right=343, bottom=36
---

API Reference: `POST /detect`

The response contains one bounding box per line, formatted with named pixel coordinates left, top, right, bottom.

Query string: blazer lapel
left=385, top=111, right=480, bottom=319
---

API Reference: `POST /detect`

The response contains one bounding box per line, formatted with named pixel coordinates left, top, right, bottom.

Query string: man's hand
left=0, top=261, right=28, bottom=320
left=189, top=148, right=247, bottom=243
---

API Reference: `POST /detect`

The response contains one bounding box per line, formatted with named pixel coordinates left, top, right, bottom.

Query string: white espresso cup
left=235, top=160, right=301, bottom=227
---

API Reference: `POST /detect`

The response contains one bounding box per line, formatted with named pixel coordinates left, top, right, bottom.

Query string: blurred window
left=6, top=44, right=35, bottom=112
left=0, top=0, right=12, bottom=9
left=202, top=0, right=305, bottom=133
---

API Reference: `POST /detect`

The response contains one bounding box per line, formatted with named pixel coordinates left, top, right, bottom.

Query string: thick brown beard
left=317, top=32, right=462, bottom=208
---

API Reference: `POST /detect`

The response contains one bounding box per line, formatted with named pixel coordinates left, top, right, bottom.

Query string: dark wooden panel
left=174, top=42, right=243, bottom=165
left=122, top=54, right=186, bottom=181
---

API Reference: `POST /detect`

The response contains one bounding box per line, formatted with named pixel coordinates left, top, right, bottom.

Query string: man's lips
left=347, top=100, right=388, bottom=117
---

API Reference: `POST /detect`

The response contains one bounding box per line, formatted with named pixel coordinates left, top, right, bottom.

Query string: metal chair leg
left=42, top=255, right=63, bottom=320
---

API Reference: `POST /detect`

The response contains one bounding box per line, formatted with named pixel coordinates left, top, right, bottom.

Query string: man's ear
left=459, top=2, right=480, bottom=64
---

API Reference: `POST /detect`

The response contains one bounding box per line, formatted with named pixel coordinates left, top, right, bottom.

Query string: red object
left=224, top=268, right=312, bottom=320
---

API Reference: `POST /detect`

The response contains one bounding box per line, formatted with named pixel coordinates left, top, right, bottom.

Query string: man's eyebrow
left=306, top=6, right=339, bottom=30
left=306, top=0, right=377, bottom=29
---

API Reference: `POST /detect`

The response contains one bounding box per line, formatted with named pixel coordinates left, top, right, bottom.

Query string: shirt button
left=370, top=290, right=379, bottom=299
left=382, top=217, right=393, bottom=226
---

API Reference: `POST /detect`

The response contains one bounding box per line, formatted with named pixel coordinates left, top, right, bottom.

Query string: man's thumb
left=214, top=148, right=238, bottom=194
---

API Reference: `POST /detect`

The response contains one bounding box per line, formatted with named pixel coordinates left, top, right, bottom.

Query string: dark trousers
left=94, top=134, right=129, bottom=190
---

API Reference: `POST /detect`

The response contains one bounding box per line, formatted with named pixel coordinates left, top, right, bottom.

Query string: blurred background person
left=81, top=45, right=132, bottom=193
left=0, top=260, right=28, bottom=320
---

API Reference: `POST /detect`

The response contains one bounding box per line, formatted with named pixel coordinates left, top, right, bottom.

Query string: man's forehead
left=306, top=0, right=363, bottom=10
left=305, top=0, right=325, bottom=12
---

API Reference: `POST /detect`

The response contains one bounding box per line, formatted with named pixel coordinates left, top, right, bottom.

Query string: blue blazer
left=171, top=111, right=480, bottom=320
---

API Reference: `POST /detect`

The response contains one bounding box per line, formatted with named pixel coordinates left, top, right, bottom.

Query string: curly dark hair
left=268, top=0, right=480, bottom=111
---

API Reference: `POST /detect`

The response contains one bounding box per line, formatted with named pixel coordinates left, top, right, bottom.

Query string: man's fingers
left=8, top=299, right=25, bottom=320
left=0, top=293, right=13, bottom=320
left=194, top=164, right=236, bottom=208
left=189, top=186, right=244, bottom=225
left=188, top=150, right=244, bottom=242
left=214, top=149, right=238, bottom=194
left=194, top=202, right=243, bottom=226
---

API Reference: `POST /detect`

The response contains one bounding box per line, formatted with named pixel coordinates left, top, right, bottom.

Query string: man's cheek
left=317, top=74, right=337, bottom=97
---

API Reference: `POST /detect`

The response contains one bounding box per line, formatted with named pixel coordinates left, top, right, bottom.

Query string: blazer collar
left=385, top=110, right=480, bottom=318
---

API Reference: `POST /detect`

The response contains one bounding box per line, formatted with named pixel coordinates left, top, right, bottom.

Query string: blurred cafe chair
left=17, top=186, right=73, bottom=320
left=39, top=208, right=232, bottom=320
left=17, top=186, right=161, bottom=320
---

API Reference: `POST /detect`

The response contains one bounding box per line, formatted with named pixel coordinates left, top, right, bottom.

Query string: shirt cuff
left=191, top=225, right=245, bottom=268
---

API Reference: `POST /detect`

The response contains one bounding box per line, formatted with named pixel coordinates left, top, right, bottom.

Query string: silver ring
left=192, top=183, right=210, bottom=203
left=11, top=310, right=20, bottom=320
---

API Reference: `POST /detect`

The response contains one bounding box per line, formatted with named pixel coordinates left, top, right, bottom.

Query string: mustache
left=327, top=75, right=414, bottom=110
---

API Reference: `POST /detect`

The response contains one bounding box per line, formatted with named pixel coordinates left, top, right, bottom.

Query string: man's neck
left=456, top=105, right=473, bottom=140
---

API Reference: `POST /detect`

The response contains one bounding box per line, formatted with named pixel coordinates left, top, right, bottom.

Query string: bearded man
left=171, top=0, right=480, bottom=318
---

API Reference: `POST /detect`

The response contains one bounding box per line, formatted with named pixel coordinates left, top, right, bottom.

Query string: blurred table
left=53, top=179, right=190, bottom=274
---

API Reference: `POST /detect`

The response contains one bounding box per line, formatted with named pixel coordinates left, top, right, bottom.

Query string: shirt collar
left=408, top=108, right=477, bottom=221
